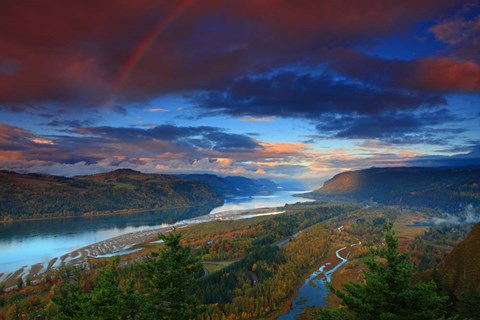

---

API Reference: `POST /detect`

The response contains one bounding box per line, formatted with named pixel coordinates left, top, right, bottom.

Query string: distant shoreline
left=2, top=191, right=309, bottom=224
left=0, top=204, right=214, bottom=224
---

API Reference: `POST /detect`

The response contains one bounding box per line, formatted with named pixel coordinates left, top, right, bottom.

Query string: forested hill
left=303, top=167, right=480, bottom=211
left=0, top=169, right=223, bottom=220
left=177, top=174, right=280, bottom=196
left=439, top=222, right=480, bottom=292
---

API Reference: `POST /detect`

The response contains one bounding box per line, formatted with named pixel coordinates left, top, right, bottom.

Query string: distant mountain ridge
left=177, top=174, right=280, bottom=196
left=0, top=169, right=223, bottom=220
left=303, top=167, right=480, bottom=211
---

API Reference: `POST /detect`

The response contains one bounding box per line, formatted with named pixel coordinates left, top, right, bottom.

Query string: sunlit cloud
left=31, top=138, right=55, bottom=145
left=258, top=142, right=307, bottom=156
left=213, top=158, right=234, bottom=167
left=255, top=168, right=266, bottom=175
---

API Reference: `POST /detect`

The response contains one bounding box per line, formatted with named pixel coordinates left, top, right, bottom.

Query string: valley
left=1, top=167, right=479, bottom=319
left=3, top=1, right=480, bottom=318
left=0, top=188, right=310, bottom=288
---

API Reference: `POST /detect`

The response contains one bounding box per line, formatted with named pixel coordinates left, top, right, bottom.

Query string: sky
left=0, top=0, right=479, bottom=187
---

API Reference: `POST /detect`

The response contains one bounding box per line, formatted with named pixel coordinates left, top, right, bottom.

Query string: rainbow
left=111, top=0, right=197, bottom=103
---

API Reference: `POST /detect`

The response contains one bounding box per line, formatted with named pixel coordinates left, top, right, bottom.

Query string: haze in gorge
left=0, top=1, right=479, bottom=319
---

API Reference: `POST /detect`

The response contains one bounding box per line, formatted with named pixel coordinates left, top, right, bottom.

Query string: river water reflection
left=0, top=191, right=310, bottom=275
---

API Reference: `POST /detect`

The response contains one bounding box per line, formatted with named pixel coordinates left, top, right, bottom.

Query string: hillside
left=439, top=222, right=480, bottom=291
left=303, top=167, right=480, bottom=211
left=0, top=169, right=223, bottom=220
left=177, top=174, right=280, bottom=196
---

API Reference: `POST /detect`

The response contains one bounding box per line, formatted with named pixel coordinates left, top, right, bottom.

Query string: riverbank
left=1, top=190, right=312, bottom=289
left=0, top=204, right=212, bottom=223
left=0, top=207, right=285, bottom=289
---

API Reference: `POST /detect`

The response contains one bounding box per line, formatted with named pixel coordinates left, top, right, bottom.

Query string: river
left=276, top=246, right=351, bottom=320
left=0, top=190, right=311, bottom=279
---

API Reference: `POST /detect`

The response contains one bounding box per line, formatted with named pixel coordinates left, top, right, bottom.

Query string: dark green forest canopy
left=305, top=167, right=480, bottom=212
left=0, top=169, right=223, bottom=219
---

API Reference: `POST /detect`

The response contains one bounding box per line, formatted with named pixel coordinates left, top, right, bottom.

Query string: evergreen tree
left=53, top=268, right=90, bottom=320
left=455, top=285, right=480, bottom=320
left=83, top=258, right=140, bottom=320
left=321, top=223, right=449, bottom=320
left=53, top=232, right=202, bottom=320
left=16, top=277, right=23, bottom=290
left=140, top=231, right=204, bottom=320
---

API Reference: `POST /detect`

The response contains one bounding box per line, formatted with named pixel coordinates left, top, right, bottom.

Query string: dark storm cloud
left=0, top=123, right=37, bottom=151
left=73, top=125, right=262, bottom=152
left=406, top=144, right=480, bottom=167
left=113, top=105, right=128, bottom=116
left=74, top=125, right=215, bottom=141
left=45, top=119, right=96, bottom=128
left=204, top=132, right=261, bottom=152
left=0, top=104, right=46, bottom=113
left=315, top=108, right=462, bottom=144
left=326, top=49, right=480, bottom=93
left=0, top=0, right=459, bottom=109
left=435, top=141, right=480, bottom=154
left=37, top=113, right=56, bottom=119
left=188, top=72, right=445, bottom=118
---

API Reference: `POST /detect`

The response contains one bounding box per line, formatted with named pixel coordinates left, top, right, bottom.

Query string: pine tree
left=83, top=258, right=140, bottom=320
left=53, top=268, right=90, bottom=320
left=16, top=277, right=23, bottom=290
left=456, top=285, right=480, bottom=320
left=53, top=232, right=202, bottom=319
left=140, top=231, right=204, bottom=320
left=321, top=223, right=449, bottom=320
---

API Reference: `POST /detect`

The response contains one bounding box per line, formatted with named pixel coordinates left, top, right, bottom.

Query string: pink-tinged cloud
left=258, top=142, right=307, bottom=156
left=0, top=123, right=310, bottom=177
left=0, top=123, right=59, bottom=162
left=328, top=49, right=480, bottom=92
left=1, top=121, right=478, bottom=180
left=409, top=58, right=480, bottom=92
left=427, top=7, right=480, bottom=65
left=429, top=17, right=474, bottom=45
left=0, top=151, right=25, bottom=162
left=0, top=123, right=52, bottom=147
left=429, top=12, right=480, bottom=49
